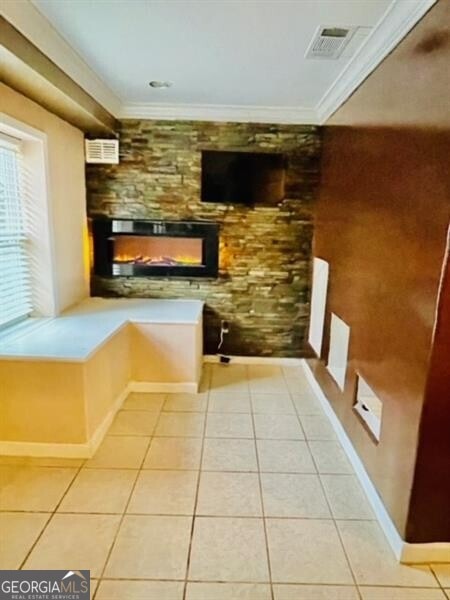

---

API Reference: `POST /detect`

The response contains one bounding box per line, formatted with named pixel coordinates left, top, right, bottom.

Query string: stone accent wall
left=86, top=120, right=321, bottom=357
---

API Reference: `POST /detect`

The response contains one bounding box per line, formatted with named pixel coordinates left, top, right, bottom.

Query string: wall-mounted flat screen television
left=201, top=150, right=286, bottom=205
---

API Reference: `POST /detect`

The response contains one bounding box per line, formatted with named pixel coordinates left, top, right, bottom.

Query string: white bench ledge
left=0, top=297, right=204, bottom=362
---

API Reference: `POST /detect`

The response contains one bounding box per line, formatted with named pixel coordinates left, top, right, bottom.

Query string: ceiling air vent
left=305, top=26, right=355, bottom=60
left=85, top=139, right=119, bottom=164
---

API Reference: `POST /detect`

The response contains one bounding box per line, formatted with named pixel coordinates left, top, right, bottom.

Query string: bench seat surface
left=0, top=297, right=204, bottom=362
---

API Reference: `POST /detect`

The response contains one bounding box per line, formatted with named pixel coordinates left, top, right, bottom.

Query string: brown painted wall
left=408, top=241, right=450, bottom=542
left=313, top=0, right=450, bottom=544
left=314, top=126, right=450, bottom=539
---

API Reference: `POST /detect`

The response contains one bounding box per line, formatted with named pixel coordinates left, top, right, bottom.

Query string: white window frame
left=0, top=113, right=59, bottom=327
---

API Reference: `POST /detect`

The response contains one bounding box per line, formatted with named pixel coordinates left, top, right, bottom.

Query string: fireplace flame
left=112, top=234, right=203, bottom=267
left=114, top=254, right=201, bottom=266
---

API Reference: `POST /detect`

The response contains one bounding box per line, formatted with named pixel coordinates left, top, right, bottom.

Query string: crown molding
left=120, top=102, right=318, bottom=125
left=0, top=17, right=117, bottom=134
left=2, top=0, right=122, bottom=116
left=316, top=0, right=437, bottom=124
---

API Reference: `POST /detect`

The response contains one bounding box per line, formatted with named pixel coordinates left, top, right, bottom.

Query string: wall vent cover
left=305, top=26, right=355, bottom=59
left=85, top=139, right=119, bottom=164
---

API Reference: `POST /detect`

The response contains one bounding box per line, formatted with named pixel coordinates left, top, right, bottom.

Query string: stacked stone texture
left=86, top=120, right=322, bottom=357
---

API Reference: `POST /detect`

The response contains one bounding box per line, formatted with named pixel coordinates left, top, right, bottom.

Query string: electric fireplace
left=92, top=218, right=219, bottom=278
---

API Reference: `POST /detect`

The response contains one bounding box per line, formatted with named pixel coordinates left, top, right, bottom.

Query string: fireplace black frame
left=92, top=218, right=219, bottom=278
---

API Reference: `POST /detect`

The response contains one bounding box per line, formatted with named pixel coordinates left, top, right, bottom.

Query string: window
left=0, top=133, right=32, bottom=329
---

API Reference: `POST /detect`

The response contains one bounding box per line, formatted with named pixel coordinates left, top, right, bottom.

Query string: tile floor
left=1, top=363, right=449, bottom=600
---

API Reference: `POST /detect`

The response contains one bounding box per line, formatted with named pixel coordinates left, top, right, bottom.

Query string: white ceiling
left=5, top=0, right=436, bottom=123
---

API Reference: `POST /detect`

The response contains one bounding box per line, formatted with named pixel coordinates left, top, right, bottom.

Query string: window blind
left=0, top=134, right=33, bottom=329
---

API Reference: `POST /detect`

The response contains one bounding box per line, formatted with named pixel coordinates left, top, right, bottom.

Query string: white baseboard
left=204, top=354, right=304, bottom=366
left=302, top=359, right=450, bottom=564
left=401, top=542, right=450, bottom=563
left=0, top=440, right=93, bottom=459
left=129, top=381, right=199, bottom=393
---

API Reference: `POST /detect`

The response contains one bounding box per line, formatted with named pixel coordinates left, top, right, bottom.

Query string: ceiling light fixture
left=149, top=80, right=173, bottom=88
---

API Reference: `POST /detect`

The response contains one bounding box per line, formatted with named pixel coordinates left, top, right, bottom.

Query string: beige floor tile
left=320, top=474, right=374, bottom=519
left=202, top=438, right=258, bottom=472
left=96, top=580, right=184, bottom=599
left=209, top=381, right=250, bottom=394
left=210, top=364, right=249, bottom=393
left=122, top=392, right=166, bottom=411
left=208, top=393, right=251, bottom=413
left=285, top=376, right=317, bottom=394
left=127, top=469, right=198, bottom=514
left=266, top=518, right=353, bottom=584
left=249, top=364, right=284, bottom=378
left=251, top=393, right=295, bottom=414
left=0, top=512, right=50, bottom=568
left=154, top=412, right=205, bottom=437
left=186, top=582, right=272, bottom=599
left=273, top=584, right=359, bottom=599
left=282, top=365, right=308, bottom=381
left=261, top=473, right=330, bottom=518
left=291, top=392, right=324, bottom=415
left=359, top=587, right=446, bottom=600
left=211, top=363, right=247, bottom=378
left=254, top=414, right=304, bottom=439
left=196, top=471, right=262, bottom=516
left=58, top=469, right=137, bottom=513
left=300, top=415, right=336, bottom=440
left=337, top=520, right=438, bottom=587
left=205, top=413, right=254, bottom=438
left=163, top=393, right=208, bottom=412
left=90, top=579, right=98, bottom=600
left=248, top=365, right=289, bottom=393
left=108, top=410, right=158, bottom=436
left=189, top=516, right=269, bottom=582
left=250, top=379, right=290, bottom=394
left=85, top=436, right=149, bottom=469
left=24, top=513, right=120, bottom=577
left=143, top=437, right=202, bottom=470
left=0, top=466, right=76, bottom=511
left=432, top=564, right=450, bottom=587
left=257, top=440, right=316, bottom=473
left=104, top=515, right=192, bottom=579
left=308, top=441, right=353, bottom=474
left=209, top=389, right=250, bottom=400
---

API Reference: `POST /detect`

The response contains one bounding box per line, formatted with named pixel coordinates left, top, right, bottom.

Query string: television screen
left=201, top=150, right=286, bottom=205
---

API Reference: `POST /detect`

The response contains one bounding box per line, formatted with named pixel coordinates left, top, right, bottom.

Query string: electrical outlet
left=221, top=320, right=230, bottom=333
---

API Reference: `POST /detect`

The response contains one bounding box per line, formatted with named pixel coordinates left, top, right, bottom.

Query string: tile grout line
left=182, top=363, right=212, bottom=600
left=248, top=365, right=275, bottom=600
left=3, top=509, right=389, bottom=521
left=18, top=460, right=85, bottom=570
left=93, top=394, right=169, bottom=599
left=430, top=564, right=448, bottom=596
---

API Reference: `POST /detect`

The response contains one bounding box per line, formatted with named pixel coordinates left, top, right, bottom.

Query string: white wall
left=0, top=83, right=89, bottom=312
